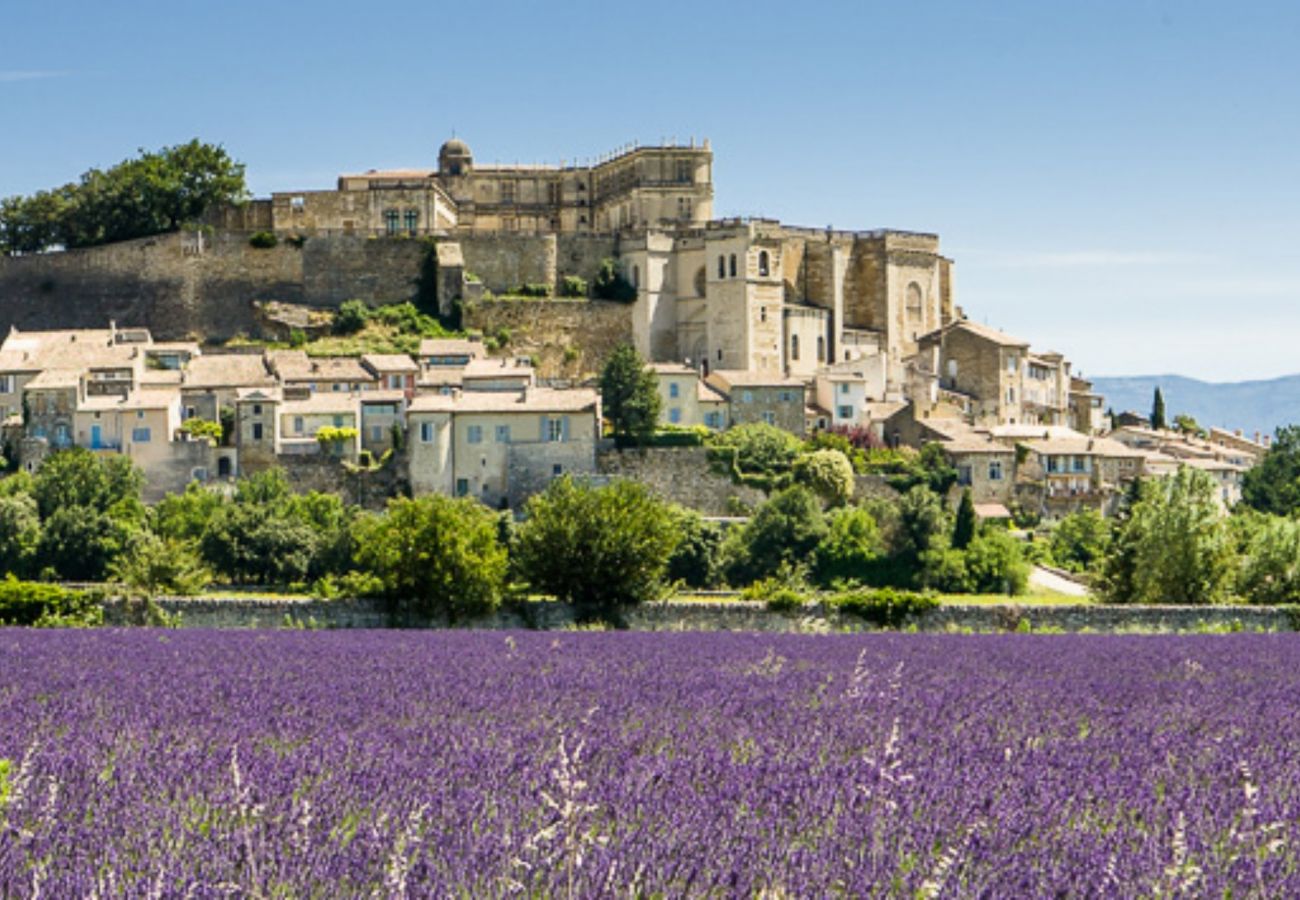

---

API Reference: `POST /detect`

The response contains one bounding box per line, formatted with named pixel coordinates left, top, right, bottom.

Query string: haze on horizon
left=2, top=0, right=1297, bottom=383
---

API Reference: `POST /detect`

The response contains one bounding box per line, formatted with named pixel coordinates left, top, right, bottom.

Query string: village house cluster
left=0, top=136, right=1269, bottom=514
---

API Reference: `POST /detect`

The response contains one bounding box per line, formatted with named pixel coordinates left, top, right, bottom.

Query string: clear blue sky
left=3, top=0, right=1298, bottom=381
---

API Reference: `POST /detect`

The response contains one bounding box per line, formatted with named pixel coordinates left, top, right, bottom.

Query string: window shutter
left=540, top=415, right=550, bottom=441
left=561, top=416, right=570, bottom=442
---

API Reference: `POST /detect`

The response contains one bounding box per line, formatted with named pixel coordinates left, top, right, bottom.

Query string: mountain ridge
left=1089, top=373, right=1300, bottom=438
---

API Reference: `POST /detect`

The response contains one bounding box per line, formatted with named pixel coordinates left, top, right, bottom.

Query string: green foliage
left=179, top=418, right=223, bottom=444
left=110, top=533, right=210, bottom=596
left=514, top=283, right=551, bottom=298
left=645, top=425, right=708, bottom=447
left=599, top=344, right=661, bottom=445
left=1238, top=516, right=1300, bottom=605
left=248, top=230, right=277, bottom=249
left=804, top=431, right=867, bottom=473
left=1, top=139, right=246, bottom=253
left=812, top=506, right=882, bottom=587
left=895, top=485, right=952, bottom=562
left=333, top=299, right=371, bottom=335
left=316, top=426, right=358, bottom=450
left=0, top=576, right=99, bottom=627
left=288, top=329, right=307, bottom=348
left=412, top=239, right=444, bottom=322
left=1050, top=508, right=1110, bottom=573
left=0, top=493, right=40, bottom=578
left=1242, top=426, right=1300, bottom=515
left=708, top=423, right=803, bottom=488
left=1173, top=413, right=1206, bottom=438
left=1098, top=468, right=1235, bottom=604
left=792, top=449, right=855, bottom=507
left=666, top=507, right=725, bottom=589
left=724, top=486, right=828, bottom=586
left=32, top=448, right=143, bottom=519
left=952, top=488, right=977, bottom=550
left=514, top=477, right=678, bottom=621
left=861, top=442, right=956, bottom=494
left=592, top=258, right=637, bottom=302
left=830, top=587, right=938, bottom=628
left=558, top=275, right=588, bottom=298
left=919, top=546, right=971, bottom=592
left=1151, top=387, right=1167, bottom=430
left=740, top=566, right=810, bottom=611
left=154, top=483, right=224, bottom=542
left=354, top=496, right=507, bottom=621
left=963, top=529, right=1030, bottom=595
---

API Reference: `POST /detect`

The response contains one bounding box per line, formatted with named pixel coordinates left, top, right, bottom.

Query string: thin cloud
left=0, top=70, right=70, bottom=83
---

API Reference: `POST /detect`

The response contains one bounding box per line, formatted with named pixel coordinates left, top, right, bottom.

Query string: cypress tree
left=1151, top=387, right=1167, bottom=430
left=952, top=488, right=977, bottom=550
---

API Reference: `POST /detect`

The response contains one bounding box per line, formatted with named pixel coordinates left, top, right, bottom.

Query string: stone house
left=278, top=393, right=362, bottom=461
left=704, top=370, right=806, bottom=435
left=1068, top=376, right=1105, bottom=435
left=180, top=353, right=277, bottom=423
left=649, top=362, right=728, bottom=430
left=268, top=351, right=377, bottom=393
left=944, top=434, right=1018, bottom=508
left=361, top=354, right=420, bottom=394
left=406, top=387, right=600, bottom=509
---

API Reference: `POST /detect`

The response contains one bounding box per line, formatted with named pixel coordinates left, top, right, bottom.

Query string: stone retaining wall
left=99, top=596, right=1299, bottom=633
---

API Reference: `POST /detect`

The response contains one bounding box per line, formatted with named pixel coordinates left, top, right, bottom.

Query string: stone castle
left=213, top=136, right=956, bottom=399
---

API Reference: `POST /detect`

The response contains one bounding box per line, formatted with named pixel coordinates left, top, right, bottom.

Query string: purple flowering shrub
left=1, top=631, right=1299, bottom=895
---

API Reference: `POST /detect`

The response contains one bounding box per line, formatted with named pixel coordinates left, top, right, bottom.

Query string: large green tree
left=1098, top=468, right=1235, bottom=604
left=1151, top=387, right=1167, bottom=430
left=0, top=140, right=246, bottom=254
left=724, top=485, right=828, bottom=586
left=354, top=495, right=507, bottom=621
left=1242, top=425, right=1300, bottom=515
left=599, top=344, right=661, bottom=445
left=514, top=477, right=677, bottom=620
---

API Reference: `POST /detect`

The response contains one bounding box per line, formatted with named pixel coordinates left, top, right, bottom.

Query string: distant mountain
left=1089, top=374, right=1300, bottom=439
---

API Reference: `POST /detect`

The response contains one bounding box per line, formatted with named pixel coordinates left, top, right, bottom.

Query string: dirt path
left=1030, top=565, right=1091, bottom=598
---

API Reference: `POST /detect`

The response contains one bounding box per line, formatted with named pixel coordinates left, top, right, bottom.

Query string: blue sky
left=3, top=0, right=1298, bottom=381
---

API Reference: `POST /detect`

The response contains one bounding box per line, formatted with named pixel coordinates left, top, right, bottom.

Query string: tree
left=0, top=493, right=41, bottom=577
left=354, top=495, right=507, bottom=621
left=200, top=503, right=318, bottom=585
left=599, top=344, right=661, bottom=445
left=665, top=507, right=725, bottom=589
left=1242, top=426, right=1300, bottom=515
left=792, top=449, right=855, bottom=507
left=1050, top=508, right=1110, bottom=573
left=964, top=530, right=1029, bottom=595
left=1237, top=516, right=1300, bottom=605
left=709, top=422, right=803, bottom=481
left=1173, top=413, right=1206, bottom=438
left=1, top=140, right=246, bottom=253
left=894, top=486, right=952, bottom=563
left=110, top=533, right=211, bottom=596
left=1098, top=468, right=1235, bottom=604
left=32, top=448, right=143, bottom=519
left=333, top=299, right=371, bottom=335
left=514, top=477, right=677, bottom=620
left=153, top=482, right=224, bottom=543
left=724, top=485, right=828, bottom=586
left=1151, top=387, right=1167, bottom=430
left=952, top=488, right=977, bottom=550
left=812, top=506, right=882, bottom=587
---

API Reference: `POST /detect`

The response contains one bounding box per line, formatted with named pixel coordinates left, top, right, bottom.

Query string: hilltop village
left=0, top=137, right=1267, bottom=514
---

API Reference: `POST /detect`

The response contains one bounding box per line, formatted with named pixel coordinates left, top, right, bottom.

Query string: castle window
left=760, top=306, right=766, bottom=323
left=790, top=334, right=799, bottom=360
left=817, top=336, right=826, bottom=362
left=675, top=160, right=693, bottom=183
left=404, top=209, right=419, bottom=235
left=729, top=254, right=737, bottom=278
left=717, top=256, right=725, bottom=279
left=906, top=282, right=924, bottom=321
left=758, top=251, right=770, bottom=276
left=500, top=182, right=515, bottom=204
left=384, top=210, right=400, bottom=236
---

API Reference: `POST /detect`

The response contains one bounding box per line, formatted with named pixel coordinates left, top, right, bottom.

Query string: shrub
left=1049, top=508, right=1109, bottom=573
left=792, top=449, right=855, bottom=507
left=559, top=275, right=588, bottom=298
left=724, top=486, right=827, bottom=585
left=963, top=530, right=1029, bottom=595
left=592, top=258, right=636, bottom=302
left=333, top=300, right=370, bottom=335
left=110, top=533, right=210, bottom=596
left=1238, top=516, right=1300, bottom=605
left=708, top=423, right=803, bottom=488
left=179, top=418, right=223, bottom=445
left=919, top=546, right=972, bottom=592
left=666, top=507, right=725, bottom=589
left=812, top=506, right=882, bottom=587
left=514, top=283, right=550, bottom=298
left=0, top=576, right=99, bottom=627
left=248, top=231, right=278, bottom=249
left=831, top=587, right=938, bottom=628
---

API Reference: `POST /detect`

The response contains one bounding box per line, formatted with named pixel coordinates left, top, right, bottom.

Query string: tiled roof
left=409, top=387, right=598, bottom=414
left=183, top=354, right=275, bottom=390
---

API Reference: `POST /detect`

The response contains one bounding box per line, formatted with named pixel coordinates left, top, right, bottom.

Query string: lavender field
left=2, top=631, right=1299, bottom=896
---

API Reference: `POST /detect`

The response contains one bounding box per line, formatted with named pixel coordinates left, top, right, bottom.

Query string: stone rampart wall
left=465, top=299, right=633, bottom=380
left=596, top=446, right=767, bottom=516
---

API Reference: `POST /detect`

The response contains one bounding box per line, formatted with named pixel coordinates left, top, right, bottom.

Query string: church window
left=717, top=255, right=725, bottom=279
left=729, top=254, right=737, bottom=278
left=906, top=282, right=924, bottom=320
left=404, top=209, right=419, bottom=235
left=790, top=334, right=799, bottom=361
left=384, top=210, right=400, bottom=236
left=758, top=251, right=769, bottom=276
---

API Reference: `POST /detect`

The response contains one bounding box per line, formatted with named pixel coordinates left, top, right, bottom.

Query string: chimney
left=1255, top=431, right=1261, bottom=444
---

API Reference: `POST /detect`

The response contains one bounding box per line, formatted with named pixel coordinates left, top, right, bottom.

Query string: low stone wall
left=99, top=596, right=1299, bottom=633
left=597, top=446, right=766, bottom=516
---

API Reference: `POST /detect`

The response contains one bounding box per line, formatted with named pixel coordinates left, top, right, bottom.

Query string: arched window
left=791, top=334, right=800, bottom=361
left=906, top=282, right=924, bottom=320
left=816, top=336, right=826, bottom=362
left=718, top=255, right=726, bottom=279
left=729, top=254, right=737, bottom=278
left=758, top=250, right=769, bottom=276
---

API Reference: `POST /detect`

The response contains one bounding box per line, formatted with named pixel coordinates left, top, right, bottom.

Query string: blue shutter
left=561, top=416, right=570, bottom=442
left=540, top=415, right=550, bottom=442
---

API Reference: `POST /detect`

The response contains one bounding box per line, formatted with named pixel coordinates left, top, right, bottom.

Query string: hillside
left=1090, top=374, right=1300, bottom=438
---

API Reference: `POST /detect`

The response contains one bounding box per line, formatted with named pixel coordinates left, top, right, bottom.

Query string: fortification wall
left=596, top=446, right=767, bottom=516
left=465, top=298, right=633, bottom=380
